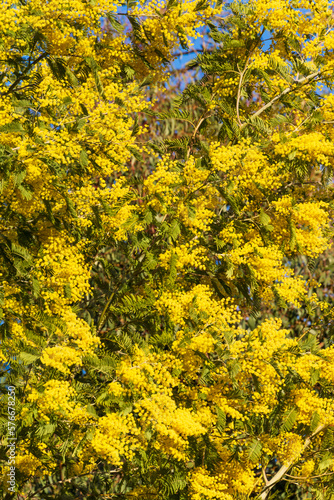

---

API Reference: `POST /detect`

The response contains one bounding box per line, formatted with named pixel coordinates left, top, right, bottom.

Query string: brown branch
left=2, top=53, right=48, bottom=97
left=285, top=471, right=334, bottom=481
left=26, top=469, right=120, bottom=499
left=241, top=70, right=324, bottom=130
left=258, top=424, right=325, bottom=500
left=186, top=111, right=212, bottom=159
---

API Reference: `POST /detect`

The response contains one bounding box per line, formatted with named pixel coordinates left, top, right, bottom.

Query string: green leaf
left=11, top=243, right=32, bottom=263
left=281, top=407, right=298, bottom=432
left=128, top=15, right=141, bottom=32
left=32, top=278, right=40, bottom=298
left=80, top=103, right=89, bottom=115
left=80, top=149, right=89, bottom=167
left=18, top=352, right=39, bottom=364
left=106, top=13, right=124, bottom=32
left=248, top=439, right=262, bottom=462
left=310, top=368, right=320, bottom=386
left=65, top=67, right=79, bottom=87
left=319, top=454, right=333, bottom=472
left=194, top=0, right=210, bottom=11
left=86, top=404, right=98, bottom=417
left=17, top=183, right=33, bottom=201
left=124, top=65, right=135, bottom=79
left=120, top=405, right=133, bottom=416
left=0, top=122, right=25, bottom=134
left=310, top=411, right=320, bottom=432
left=260, top=209, right=271, bottom=226
left=64, top=284, right=72, bottom=299
left=167, top=0, right=179, bottom=8
left=216, top=406, right=226, bottom=432
left=176, top=26, right=189, bottom=50
left=37, top=423, right=57, bottom=438
left=131, top=115, right=140, bottom=137
left=288, top=218, right=298, bottom=251
left=226, top=261, right=234, bottom=279
left=168, top=220, right=180, bottom=241
left=127, top=145, right=142, bottom=161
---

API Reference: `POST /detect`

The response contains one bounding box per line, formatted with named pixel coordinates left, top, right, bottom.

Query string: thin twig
left=262, top=466, right=269, bottom=486
left=236, top=54, right=252, bottom=127
left=285, top=471, right=334, bottom=481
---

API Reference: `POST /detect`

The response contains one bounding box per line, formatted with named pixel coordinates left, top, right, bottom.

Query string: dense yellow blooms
left=209, top=139, right=284, bottom=199
left=2, top=0, right=334, bottom=498
left=277, top=433, right=304, bottom=465
left=36, top=235, right=91, bottom=308
left=15, top=442, right=57, bottom=478
left=190, top=464, right=256, bottom=500
left=91, top=413, right=140, bottom=465
left=40, top=345, right=83, bottom=374
left=157, top=284, right=240, bottom=328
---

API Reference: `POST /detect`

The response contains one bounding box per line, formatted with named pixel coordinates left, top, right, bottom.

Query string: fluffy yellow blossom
left=40, top=345, right=83, bottom=374
left=91, top=413, right=140, bottom=465
left=277, top=433, right=304, bottom=465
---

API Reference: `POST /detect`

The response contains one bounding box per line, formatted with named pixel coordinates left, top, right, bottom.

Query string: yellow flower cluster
left=138, top=393, right=206, bottom=460
left=256, top=0, right=297, bottom=29
left=272, top=197, right=330, bottom=257
left=209, top=139, right=284, bottom=201
left=91, top=413, right=140, bottom=466
left=159, top=242, right=208, bottom=271
left=1, top=442, right=56, bottom=484
left=13, top=0, right=120, bottom=56
left=144, top=157, right=181, bottom=212
left=9, top=322, right=36, bottom=348
left=188, top=331, right=216, bottom=354
left=117, top=347, right=178, bottom=397
left=229, top=319, right=296, bottom=414
left=1, top=282, right=24, bottom=317
left=274, top=274, right=306, bottom=307
left=157, top=284, right=240, bottom=328
left=59, top=307, right=100, bottom=352
left=190, top=463, right=256, bottom=500
left=190, top=467, right=232, bottom=500
left=298, top=459, right=315, bottom=478
left=291, top=387, right=334, bottom=426
left=212, top=75, right=239, bottom=99
left=144, top=155, right=218, bottom=234
left=108, top=381, right=124, bottom=397
left=88, top=348, right=208, bottom=462
left=126, top=0, right=222, bottom=82
left=40, top=306, right=100, bottom=374
left=35, top=235, right=90, bottom=308
left=32, top=232, right=100, bottom=371
left=275, top=132, right=334, bottom=168
left=40, top=345, right=82, bottom=375
left=217, top=230, right=308, bottom=305
left=277, top=433, right=304, bottom=465
left=16, top=450, right=49, bottom=478
left=26, top=380, right=93, bottom=427
left=36, top=379, right=75, bottom=413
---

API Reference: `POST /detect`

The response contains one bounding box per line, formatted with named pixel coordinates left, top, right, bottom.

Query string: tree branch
left=258, top=424, right=325, bottom=500
left=2, top=52, right=48, bottom=97
left=241, top=70, right=324, bottom=130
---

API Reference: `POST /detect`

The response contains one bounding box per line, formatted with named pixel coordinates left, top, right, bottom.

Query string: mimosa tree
left=1, top=0, right=334, bottom=499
